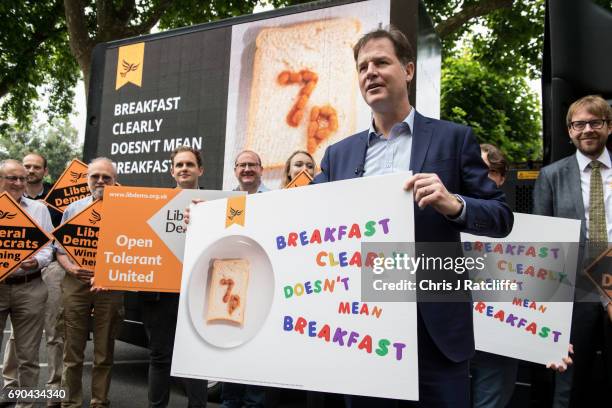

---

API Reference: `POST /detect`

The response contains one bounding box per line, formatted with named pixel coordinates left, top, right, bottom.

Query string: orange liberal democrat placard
left=94, top=186, right=243, bottom=292
left=44, top=159, right=90, bottom=212
left=0, top=192, right=52, bottom=281
left=585, top=246, right=612, bottom=302
left=52, top=199, right=103, bottom=270
left=95, top=187, right=178, bottom=292
left=284, top=168, right=313, bottom=189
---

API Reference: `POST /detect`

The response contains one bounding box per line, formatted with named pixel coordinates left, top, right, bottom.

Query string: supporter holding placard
left=219, top=149, right=270, bottom=408
left=281, top=150, right=316, bottom=189
left=0, top=159, right=53, bottom=408
left=139, top=146, right=208, bottom=408
left=312, top=27, right=514, bottom=408
left=470, top=144, right=517, bottom=408
left=534, top=95, right=612, bottom=408
left=2, top=153, right=65, bottom=406
left=55, top=158, right=124, bottom=408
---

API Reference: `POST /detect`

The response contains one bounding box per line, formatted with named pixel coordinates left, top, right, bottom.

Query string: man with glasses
left=233, top=150, right=268, bottom=194
left=0, top=159, right=53, bottom=408
left=219, top=150, right=269, bottom=408
left=3, top=153, right=64, bottom=407
left=534, top=94, right=612, bottom=407
left=55, top=157, right=124, bottom=408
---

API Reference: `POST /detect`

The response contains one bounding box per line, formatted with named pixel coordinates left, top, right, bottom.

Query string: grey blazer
left=533, top=154, right=587, bottom=243
left=534, top=149, right=612, bottom=242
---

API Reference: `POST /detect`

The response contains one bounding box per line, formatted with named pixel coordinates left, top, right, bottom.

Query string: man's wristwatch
left=450, top=194, right=465, bottom=219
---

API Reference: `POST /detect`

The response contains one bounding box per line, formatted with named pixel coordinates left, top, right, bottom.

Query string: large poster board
left=223, top=0, right=389, bottom=188
left=172, top=173, right=419, bottom=400
left=94, top=186, right=243, bottom=292
left=462, top=213, right=581, bottom=365
left=85, top=0, right=441, bottom=190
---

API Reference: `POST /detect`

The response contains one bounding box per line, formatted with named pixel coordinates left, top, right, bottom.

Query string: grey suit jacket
left=533, top=154, right=587, bottom=243
left=533, top=151, right=612, bottom=303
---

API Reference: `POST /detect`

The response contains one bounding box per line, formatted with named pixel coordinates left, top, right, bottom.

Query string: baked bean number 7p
left=277, top=70, right=338, bottom=154
left=220, top=278, right=240, bottom=315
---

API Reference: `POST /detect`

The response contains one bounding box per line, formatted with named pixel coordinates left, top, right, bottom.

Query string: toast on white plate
left=206, top=259, right=249, bottom=326
left=246, top=18, right=362, bottom=168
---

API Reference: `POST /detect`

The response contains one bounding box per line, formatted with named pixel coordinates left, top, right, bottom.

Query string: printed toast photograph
left=246, top=17, right=361, bottom=169
left=187, top=235, right=274, bottom=348
left=224, top=0, right=390, bottom=189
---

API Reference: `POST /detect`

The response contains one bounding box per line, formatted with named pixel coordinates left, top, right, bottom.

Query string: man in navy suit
left=313, top=27, right=513, bottom=408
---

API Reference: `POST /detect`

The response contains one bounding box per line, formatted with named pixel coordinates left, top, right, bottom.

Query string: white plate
left=188, top=234, right=274, bottom=348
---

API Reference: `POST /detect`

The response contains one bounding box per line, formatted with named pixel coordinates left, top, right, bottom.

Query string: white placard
left=173, top=173, right=419, bottom=400
left=462, top=213, right=581, bottom=365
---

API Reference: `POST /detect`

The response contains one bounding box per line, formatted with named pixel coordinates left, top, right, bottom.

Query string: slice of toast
left=207, top=259, right=250, bottom=325
left=246, top=18, right=361, bottom=169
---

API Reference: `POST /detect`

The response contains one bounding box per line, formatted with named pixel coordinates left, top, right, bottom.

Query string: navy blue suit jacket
left=313, top=112, right=513, bottom=362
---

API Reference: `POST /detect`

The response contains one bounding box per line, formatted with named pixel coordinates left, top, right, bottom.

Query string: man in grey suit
left=533, top=94, right=612, bottom=407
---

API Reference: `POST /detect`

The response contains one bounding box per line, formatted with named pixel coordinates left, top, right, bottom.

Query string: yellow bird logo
left=120, top=60, right=139, bottom=77
left=227, top=207, right=243, bottom=221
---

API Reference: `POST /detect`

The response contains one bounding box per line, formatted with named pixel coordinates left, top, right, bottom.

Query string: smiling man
left=140, top=146, right=208, bottom=408
left=218, top=149, right=269, bottom=408
left=534, top=94, right=612, bottom=407
left=313, top=27, right=513, bottom=408
left=233, top=150, right=268, bottom=194
left=55, top=157, right=124, bottom=408
left=2, top=153, right=64, bottom=405
left=0, top=160, right=53, bottom=408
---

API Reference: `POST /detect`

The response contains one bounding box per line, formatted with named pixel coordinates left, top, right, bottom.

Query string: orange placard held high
left=284, top=169, right=313, bottom=189
left=0, top=192, right=51, bottom=281
left=52, top=200, right=103, bottom=270
left=44, top=159, right=90, bottom=212
left=94, top=186, right=242, bottom=292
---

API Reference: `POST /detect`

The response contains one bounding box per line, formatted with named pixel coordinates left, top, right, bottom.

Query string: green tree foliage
left=424, top=0, right=544, bottom=79
left=1, top=0, right=292, bottom=131
left=2, top=0, right=611, bottom=159
left=441, top=50, right=541, bottom=162
left=0, top=0, right=79, bottom=130
left=0, top=119, right=82, bottom=181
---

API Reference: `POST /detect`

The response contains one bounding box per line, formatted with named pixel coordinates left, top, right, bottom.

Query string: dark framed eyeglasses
left=89, top=174, right=113, bottom=182
left=234, top=162, right=261, bottom=170
left=569, top=119, right=609, bottom=131
left=0, top=175, right=26, bottom=183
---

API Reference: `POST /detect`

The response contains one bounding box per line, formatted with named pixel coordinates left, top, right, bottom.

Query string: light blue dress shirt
left=363, top=108, right=414, bottom=176
left=363, top=108, right=466, bottom=221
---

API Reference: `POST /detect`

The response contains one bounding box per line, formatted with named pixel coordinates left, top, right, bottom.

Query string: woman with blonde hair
left=281, top=150, right=316, bottom=188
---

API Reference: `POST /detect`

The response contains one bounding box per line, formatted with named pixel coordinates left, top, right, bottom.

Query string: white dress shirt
left=575, top=149, right=612, bottom=241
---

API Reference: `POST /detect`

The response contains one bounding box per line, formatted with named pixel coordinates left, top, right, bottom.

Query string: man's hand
left=71, top=266, right=94, bottom=284
left=183, top=198, right=205, bottom=225
left=19, top=257, right=39, bottom=271
left=90, top=277, right=109, bottom=292
left=546, top=343, right=574, bottom=372
left=57, top=253, right=92, bottom=284
left=404, top=173, right=462, bottom=217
